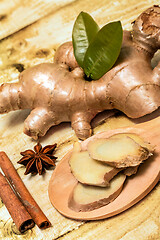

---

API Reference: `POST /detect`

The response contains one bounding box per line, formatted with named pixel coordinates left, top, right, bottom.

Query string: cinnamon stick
left=0, top=172, right=34, bottom=233
left=0, top=152, right=51, bottom=229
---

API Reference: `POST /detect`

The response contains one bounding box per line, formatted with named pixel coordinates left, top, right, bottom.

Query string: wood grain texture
left=0, top=0, right=158, bottom=83
left=0, top=0, right=159, bottom=239
left=0, top=0, right=76, bottom=40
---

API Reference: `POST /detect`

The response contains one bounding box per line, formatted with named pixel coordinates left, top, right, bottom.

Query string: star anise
left=17, top=142, right=57, bottom=175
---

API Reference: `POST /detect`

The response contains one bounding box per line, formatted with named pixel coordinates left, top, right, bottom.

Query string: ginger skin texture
left=0, top=6, right=160, bottom=140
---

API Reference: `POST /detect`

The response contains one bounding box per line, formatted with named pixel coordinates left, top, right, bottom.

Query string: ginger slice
left=112, top=133, right=154, bottom=152
left=68, top=173, right=126, bottom=212
left=69, top=142, right=120, bottom=187
left=123, top=166, right=139, bottom=176
left=87, top=134, right=152, bottom=168
left=111, top=133, right=154, bottom=174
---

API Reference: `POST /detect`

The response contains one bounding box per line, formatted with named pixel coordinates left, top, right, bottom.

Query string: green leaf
left=72, top=12, right=99, bottom=68
left=83, top=21, right=123, bottom=80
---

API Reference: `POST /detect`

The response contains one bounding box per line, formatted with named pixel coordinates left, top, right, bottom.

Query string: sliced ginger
left=113, top=133, right=154, bottom=152
left=109, top=133, right=153, bottom=172
left=123, top=166, right=139, bottom=176
left=87, top=134, right=152, bottom=168
left=69, top=173, right=126, bottom=212
left=68, top=133, right=153, bottom=212
left=69, top=142, right=120, bottom=187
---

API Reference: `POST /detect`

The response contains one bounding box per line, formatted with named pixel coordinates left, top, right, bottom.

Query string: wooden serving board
left=48, top=113, right=160, bottom=220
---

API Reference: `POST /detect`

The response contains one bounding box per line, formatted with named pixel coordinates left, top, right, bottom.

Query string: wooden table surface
left=0, top=0, right=160, bottom=239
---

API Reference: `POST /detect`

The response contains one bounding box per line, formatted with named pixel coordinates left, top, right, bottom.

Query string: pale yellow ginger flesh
left=69, top=173, right=126, bottom=212
left=113, top=133, right=154, bottom=152
left=87, top=134, right=152, bottom=168
left=68, top=133, right=153, bottom=211
left=109, top=133, right=154, bottom=171
left=69, top=142, right=120, bottom=187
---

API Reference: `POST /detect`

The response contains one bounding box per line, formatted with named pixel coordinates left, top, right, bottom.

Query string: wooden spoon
left=48, top=110, right=160, bottom=220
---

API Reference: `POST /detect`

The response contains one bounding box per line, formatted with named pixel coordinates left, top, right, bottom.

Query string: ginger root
left=69, top=173, right=126, bottom=212
left=123, top=166, right=139, bottom=176
left=69, top=142, right=120, bottom=187
left=68, top=133, right=153, bottom=212
left=87, top=134, right=152, bottom=168
left=0, top=6, right=160, bottom=140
